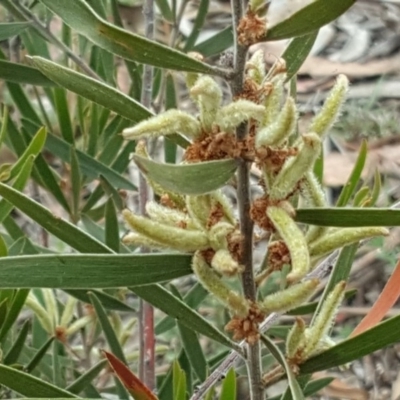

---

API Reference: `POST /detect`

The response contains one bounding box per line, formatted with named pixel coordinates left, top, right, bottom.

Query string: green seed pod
left=190, top=75, right=222, bottom=131
left=123, top=232, right=170, bottom=249
left=123, top=209, right=209, bottom=252
left=186, top=195, right=212, bottom=231
left=309, top=74, right=349, bottom=137
left=300, top=172, right=329, bottom=243
left=211, top=249, right=243, bottom=277
left=259, top=279, right=319, bottom=314
left=302, top=281, right=346, bottom=358
left=286, top=317, right=306, bottom=358
left=217, top=100, right=266, bottom=132
left=309, top=227, right=389, bottom=258
left=208, top=221, right=235, bottom=250
left=267, top=206, right=310, bottom=283
left=269, top=133, right=321, bottom=201
left=59, top=296, right=78, bottom=328
left=211, top=190, right=237, bottom=226
left=256, top=97, right=297, bottom=148
left=123, top=109, right=201, bottom=140
left=262, top=73, right=286, bottom=127
left=146, top=202, right=195, bottom=229
left=247, top=49, right=266, bottom=85
left=192, top=252, right=249, bottom=317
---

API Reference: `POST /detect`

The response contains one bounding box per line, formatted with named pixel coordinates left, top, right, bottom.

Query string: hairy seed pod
left=190, top=75, right=222, bottom=131
left=309, top=227, right=389, bottom=258
left=247, top=49, right=266, bottom=85
left=211, top=249, right=243, bottom=277
left=123, top=210, right=209, bottom=252
left=186, top=195, right=212, bottom=231
left=217, top=100, right=266, bottom=132
left=259, top=279, right=319, bottom=314
left=262, top=73, right=286, bottom=127
left=309, top=74, right=349, bottom=137
left=267, top=206, right=310, bottom=283
left=208, top=221, right=235, bottom=250
left=123, top=109, right=201, bottom=140
left=146, top=202, right=195, bottom=229
left=256, top=97, right=297, bottom=148
left=269, top=133, right=321, bottom=201
left=302, top=281, right=346, bottom=358
left=193, top=252, right=249, bottom=317
left=286, top=317, right=306, bottom=358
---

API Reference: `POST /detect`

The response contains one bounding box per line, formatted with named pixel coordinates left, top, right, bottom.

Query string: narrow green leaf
left=70, top=147, right=81, bottom=222
left=300, top=314, right=400, bottom=374
left=369, top=170, right=381, bottom=206
left=260, top=335, right=304, bottom=400
left=105, top=198, right=120, bottom=252
left=0, top=254, right=192, bottom=288
left=54, top=88, right=74, bottom=144
left=0, top=183, right=112, bottom=253
left=66, top=359, right=107, bottom=394
left=171, top=285, right=207, bottom=382
left=155, top=282, right=208, bottom=334
left=31, top=55, right=151, bottom=124
left=8, top=127, right=46, bottom=181
left=0, top=156, right=35, bottom=224
left=0, top=235, right=7, bottom=257
left=336, top=140, right=367, bottom=207
left=296, top=208, right=400, bottom=227
left=64, top=289, right=135, bottom=312
left=0, top=289, right=29, bottom=342
left=193, top=27, right=233, bottom=57
left=282, top=31, right=318, bottom=81
left=219, top=368, right=236, bottom=400
left=183, top=0, right=210, bottom=51
left=25, top=336, right=55, bottom=373
left=173, top=360, right=186, bottom=400
left=100, top=175, right=125, bottom=211
left=0, top=22, right=31, bottom=40
left=89, top=292, right=127, bottom=364
left=131, top=284, right=239, bottom=351
left=0, top=363, right=77, bottom=398
left=133, top=156, right=238, bottom=195
left=39, top=0, right=215, bottom=73
left=0, top=107, right=8, bottom=149
left=3, top=319, right=30, bottom=365
left=266, top=0, right=356, bottom=41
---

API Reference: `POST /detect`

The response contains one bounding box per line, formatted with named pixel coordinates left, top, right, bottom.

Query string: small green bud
left=190, top=75, right=222, bottom=131
left=211, top=249, right=243, bottom=277
left=256, top=97, right=297, bottom=148
left=123, top=209, right=209, bottom=252
left=247, top=49, right=266, bottom=85
left=270, top=133, right=321, bottom=201
left=259, top=279, right=319, bottom=314
left=123, top=109, right=201, bottom=140
left=267, top=206, right=310, bottom=283
left=302, top=281, right=346, bottom=358
left=217, top=100, right=265, bottom=132
left=309, top=227, right=389, bottom=258
left=192, top=252, right=249, bottom=317
left=286, top=317, right=306, bottom=358
left=309, top=74, right=349, bottom=137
